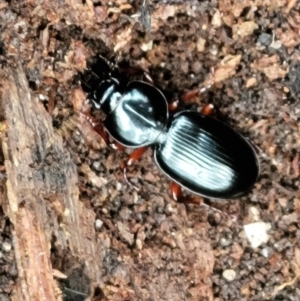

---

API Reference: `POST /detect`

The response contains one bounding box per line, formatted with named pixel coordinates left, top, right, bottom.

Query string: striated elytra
left=154, top=111, right=259, bottom=199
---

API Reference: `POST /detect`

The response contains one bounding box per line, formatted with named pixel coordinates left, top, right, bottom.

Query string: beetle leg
left=168, top=100, right=180, bottom=112
left=168, top=101, right=217, bottom=117
left=200, top=104, right=215, bottom=116
left=170, top=181, right=182, bottom=201
left=181, top=67, right=215, bottom=102
left=174, top=69, right=216, bottom=114
left=171, top=182, right=206, bottom=206
left=78, top=111, right=127, bottom=150
left=78, top=111, right=110, bottom=145
left=200, top=103, right=224, bottom=120
left=93, top=124, right=109, bottom=145
left=110, top=141, right=126, bottom=151
left=181, top=82, right=214, bottom=102
left=170, top=182, right=237, bottom=220
left=121, top=147, right=148, bottom=190
left=181, top=89, right=201, bottom=102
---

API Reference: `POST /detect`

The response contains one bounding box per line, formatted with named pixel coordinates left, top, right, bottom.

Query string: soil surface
left=0, top=0, right=300, bottom=300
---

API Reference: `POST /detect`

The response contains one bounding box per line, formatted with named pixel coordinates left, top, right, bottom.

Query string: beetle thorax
left=103, top=81, right=169, bottom=148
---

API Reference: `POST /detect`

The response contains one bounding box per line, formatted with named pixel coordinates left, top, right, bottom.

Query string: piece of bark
left=0, top=65, right=103, bottom=301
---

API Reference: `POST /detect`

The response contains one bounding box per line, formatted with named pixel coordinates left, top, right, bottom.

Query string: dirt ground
left=0, top=0, right=300, bottom=300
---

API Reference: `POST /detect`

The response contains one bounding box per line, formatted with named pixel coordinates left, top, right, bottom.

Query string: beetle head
left=91, top=78, right=121, bottom=114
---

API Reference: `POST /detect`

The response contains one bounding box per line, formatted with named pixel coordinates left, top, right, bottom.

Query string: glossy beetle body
left=83, top=57, right=259, bottom=200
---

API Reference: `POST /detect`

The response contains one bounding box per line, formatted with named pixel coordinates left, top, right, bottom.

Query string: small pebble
left=210, top=44, right=218, bottom=56
left=95, top=219, right=104, bottom=230
left=257, top=33, right=272, bottom=46
left=133, top=191, right=139, bottom=203
left=244, top=222, right=271, bottom=248
left=249, top=206, right=260, bottom=221
left=219, top=237, right=231, bottom=247
left=116, top=182, right=122, bottom=191
left=92, top=161, right=101, bottom=171
left=2, top=241, right=12, bottom=252
left=246, top=77, right=257, bottom=88
left=166, top=204, right=174, bottom=213
left=222, top=269, right=236, bottom=282
left=211, top=10, right=222, bottom=28
left=140, top=40, right=153, bottom=52
left=38, top=94, right=49, bottom=101
left=261, top=247, right=270, bottom=258
left=136, top=239, right=143, bottom=250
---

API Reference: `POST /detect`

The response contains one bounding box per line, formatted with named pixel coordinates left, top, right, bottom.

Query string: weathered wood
left=0, top=66, right=103, bottom=301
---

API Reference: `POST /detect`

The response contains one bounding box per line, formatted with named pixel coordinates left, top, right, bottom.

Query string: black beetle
left=81, top=57, right=259, bottom=201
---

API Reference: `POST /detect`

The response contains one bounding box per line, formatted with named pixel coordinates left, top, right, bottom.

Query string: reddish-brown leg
left=168, top=98, right=215, bottom=114
left=181, top=91, right=217, bottom=117
left=181, top=89, right=201, bottom=102
left=170, top=181, right=182, bottom=201
left=169, top=70, right=215, bottom=114
left=169, top=99, right=217, bottom=117
left=181, top=82, right=214, bottom=102
left=200, top=104, right=216, bottom=117
left=168, top=100, right=179, bottom=112
left=171, top=182, right=205, bottom=205
left=78, top=111, right=126, bottom=150
left=121, top=147, right=148, bottom=190
left=181, top=67, right=215, bottom=102
left=170, top=181, right=236, bottom=220
left=110, top=140, right=126, bottom=151
left=79, top=111, right=110, bottom=145
left=200, top=103, right=224, bottom=120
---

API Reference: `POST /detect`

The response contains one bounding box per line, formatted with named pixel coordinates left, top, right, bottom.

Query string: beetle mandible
left=80, top=57, right=260, bottom=203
